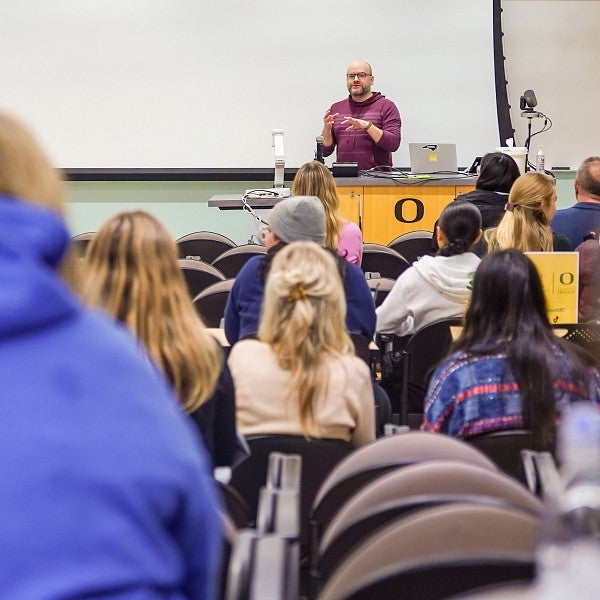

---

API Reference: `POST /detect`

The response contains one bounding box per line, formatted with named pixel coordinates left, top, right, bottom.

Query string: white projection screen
left=0, top=1, right=499, bottom=169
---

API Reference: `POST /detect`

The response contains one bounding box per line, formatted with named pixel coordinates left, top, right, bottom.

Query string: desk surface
left=334, top=174, right=477, bottom=187
left=209, top=175, right=477, bottom=209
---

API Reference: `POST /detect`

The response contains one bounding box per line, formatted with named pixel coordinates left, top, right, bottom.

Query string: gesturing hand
left=342, top=116, right=369, bottom=131
left=323, top=109, right=339, bottom=129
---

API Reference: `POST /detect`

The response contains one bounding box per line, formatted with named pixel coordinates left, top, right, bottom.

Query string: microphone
left=315, top=135, right=324, bottom=164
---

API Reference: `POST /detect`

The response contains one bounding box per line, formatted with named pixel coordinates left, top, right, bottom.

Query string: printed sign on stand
left=526, top=252, right=579, bottom=324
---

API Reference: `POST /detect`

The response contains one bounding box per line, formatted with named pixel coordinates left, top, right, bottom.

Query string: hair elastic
left=287, top=283, right=307, bottom=303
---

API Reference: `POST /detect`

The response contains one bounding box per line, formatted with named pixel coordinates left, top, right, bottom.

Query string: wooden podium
left=335, top=176, right=476, bottom=245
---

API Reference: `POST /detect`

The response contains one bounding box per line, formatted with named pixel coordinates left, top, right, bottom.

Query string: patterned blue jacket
left=422, top=351, right=600, bottom=437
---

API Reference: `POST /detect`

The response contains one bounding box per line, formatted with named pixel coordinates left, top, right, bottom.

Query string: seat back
left=176, top=230, right=236, bottom=263
left=556, top=322, right=600, bottom=359
left=311, top=432, right=496, bottom=541
left=320, top=555, right=535, bottom=600
left=218, top=481, right=252, bottom=529
left=401, top=316, right=463, bottom=416
left=317, top=502, right=539, bottom=600
left=178, top=258, right=226, bottom=299
left=230, top=435, right=354, bottom=554
left=212, top=244, right=267, bottom=278
left=387, top=230, right=434, bottom=265
left=192, top=279, right=234, bottom=327
left=465, top=429, right=551, bottom=484
left=361, top=244, right=410, bottom=280
left=366, top=277, right=396, bottom=308
left=316, top=459, right=542, bottom=581
left=70, top=231, right=96, bottom=258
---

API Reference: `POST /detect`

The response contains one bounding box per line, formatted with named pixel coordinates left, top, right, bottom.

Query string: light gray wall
left=65, top=172, right=577, bottom=239
left=502, top=1, right=600, bottom=169
left=66, top=180, right=272, bottom=243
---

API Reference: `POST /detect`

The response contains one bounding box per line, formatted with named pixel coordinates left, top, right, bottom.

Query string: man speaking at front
left=321, top=60, right=401, bottom=171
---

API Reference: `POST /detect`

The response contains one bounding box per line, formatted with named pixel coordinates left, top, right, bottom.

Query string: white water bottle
left=533, top=404, right=600, bottom=599
left=559, top=402, right=600, bottom=488
left=536, top=145, right=546, bottom=172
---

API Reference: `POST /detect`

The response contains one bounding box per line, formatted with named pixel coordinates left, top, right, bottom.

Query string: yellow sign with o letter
left=526, top=252, right=579, bottom=324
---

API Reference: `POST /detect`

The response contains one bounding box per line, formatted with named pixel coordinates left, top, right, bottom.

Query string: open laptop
left=409, top=143, right=458, bottom=177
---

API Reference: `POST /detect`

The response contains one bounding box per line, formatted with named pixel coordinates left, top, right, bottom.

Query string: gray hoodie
left=376, top=253, right=481, bottom=337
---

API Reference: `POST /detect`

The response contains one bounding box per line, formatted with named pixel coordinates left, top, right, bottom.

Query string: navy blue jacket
left=224, top=253, right=376, bottom=344
left=551, top=202, right=600, bottom=249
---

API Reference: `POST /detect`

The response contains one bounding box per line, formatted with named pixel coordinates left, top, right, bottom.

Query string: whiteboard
left=502, top=0, right=600, bottom=169
left=0, top=1, right=498, bottom=169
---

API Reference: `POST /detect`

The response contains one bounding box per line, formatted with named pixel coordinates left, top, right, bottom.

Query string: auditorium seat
left=70, top=231, right=95, bottom=258
left=178, top=258, right=226, bottom=299
left=555, top=322, right=600, bottom=358
left=176, top=230, right=236, bottom=263
left=366, top=277, right=396, bottom=308
left=387, top=230, right=434, bottom=265
left=380, top=317, right=463, bottom=425
left=361, top=244, right=410, bottom=280
left=217, top=481, right=251, bottom=529
left=464, top=429, right=550, bottom=485
left=193, top=279, right=234, bottom=327
left=313, top=459, right=542, bottom=585
left=310, top=432, right=496, bottom=555
left=316, top=502, right=539, bottom=600
left=230, top=435, right=354, bottom=560
left=211, top=244, right=267, bottom=279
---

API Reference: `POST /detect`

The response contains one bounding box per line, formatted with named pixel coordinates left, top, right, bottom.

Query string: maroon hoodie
left=323, top=91, right=401, bottom=170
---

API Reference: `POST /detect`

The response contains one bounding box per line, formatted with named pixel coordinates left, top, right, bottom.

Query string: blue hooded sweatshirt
left=0, top=195, right=222, bottom=599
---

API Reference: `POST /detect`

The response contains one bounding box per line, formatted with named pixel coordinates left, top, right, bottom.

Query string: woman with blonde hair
left=228, top=241, right=375, bottom=445
left=292, top=160, right=363, bottom=264
left=81, top=210, right=237, bottom=467
left=485, top=171, right=571, bottom=252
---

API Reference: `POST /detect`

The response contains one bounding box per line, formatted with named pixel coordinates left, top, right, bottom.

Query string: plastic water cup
left=495, top=146, right=528, bottom=174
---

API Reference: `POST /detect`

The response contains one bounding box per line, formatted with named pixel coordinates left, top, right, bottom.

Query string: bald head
left=575, top=157, right=600, bottom=203
left=346, top=60, right=372, bottom=76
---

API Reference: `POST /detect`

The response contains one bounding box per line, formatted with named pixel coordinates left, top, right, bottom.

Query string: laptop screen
left=409, top=143, right=458, bottom=174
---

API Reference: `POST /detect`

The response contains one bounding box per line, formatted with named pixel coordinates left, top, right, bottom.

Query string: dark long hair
left=437, top=200, right=482, bottom=257
left=454, top=249, right=589, bottom=447
left=476, top=151, right=521, bottom=193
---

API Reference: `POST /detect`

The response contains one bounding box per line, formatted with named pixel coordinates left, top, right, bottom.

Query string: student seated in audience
left=481, top=171, right=571, bottom=253
left=422, top=249, right=600, bottom=446
left=551, top=156, right=600, bottom=249
left=0, top=112, right=222, bottom=597
left=455, top=151, right=521, bottom=228
left=291, top=160, right=363, bottom=265
left=576, top=229, right=600, bottom=322
left=228, top=241, right=375, bottom=446
left=81, top=211, right=237, bottom=468
left=224, top=195, right=375, bottom=350
left=376, top=200, right=482, bottom=337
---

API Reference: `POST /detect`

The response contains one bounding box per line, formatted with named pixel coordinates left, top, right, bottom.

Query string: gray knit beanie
left=267, top=195, right=326, bottom=245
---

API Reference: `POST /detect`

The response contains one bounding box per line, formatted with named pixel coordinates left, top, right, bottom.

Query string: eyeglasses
left=346, top=72, right=371, bottom=80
